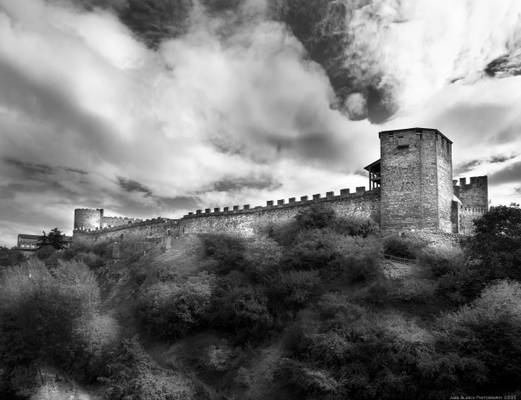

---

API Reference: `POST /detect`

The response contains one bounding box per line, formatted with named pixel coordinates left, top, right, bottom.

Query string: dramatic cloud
left=1, top=0, right=521, bottom=245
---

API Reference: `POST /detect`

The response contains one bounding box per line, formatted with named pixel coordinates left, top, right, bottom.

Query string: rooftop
left=379, top=127, right=453, bottom=144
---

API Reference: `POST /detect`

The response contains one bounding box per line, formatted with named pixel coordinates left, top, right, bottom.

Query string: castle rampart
left=73, top=188, right=380, bottom=244
left=71, top=128, right=488, bottom=245
left=453, top=176, right=488, bottom=235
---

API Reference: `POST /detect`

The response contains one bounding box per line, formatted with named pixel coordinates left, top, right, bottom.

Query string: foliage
left=0, top=259, right=108, bottom=392
left=0, top=246, right=25, bottom=267
left=419, top=245, right=466, bottom=278
left=434, top=281, right=521, bottom=393
left=333, top=216, right=379, bottom=237
left=276, top=295, right=430, bottom=400
left=383, top=235, right=424, bottom=259
left=210, top=277, right=274, bottom=344
left=100, top=336, right=195, bottom=400
left=268, top=270, right=321, bottom=312
left=467, top=205, right=521, bottom=281
left=137, top=272, right=215, bottom=339
left=38, top=228, right=68, bottom=250
left=36, top=245, right=56, bottom=260
left=243, top=237, right=282, bottom=283
left=200, top=233, right=246, bottom=275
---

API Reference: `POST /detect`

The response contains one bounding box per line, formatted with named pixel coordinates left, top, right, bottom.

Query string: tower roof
left=379, top=127, right=453, bottom=144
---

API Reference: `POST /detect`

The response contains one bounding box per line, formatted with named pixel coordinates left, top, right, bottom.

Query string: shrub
left=0, top=260, right=102, bottom=389
left=276, top=296, right=429, bottom=400
left=281, top=229, right=338, bottom=271
left=268, top=270, right=321, bottom=312
left=36, top=245, right=55, bottom=260
left=383, top=235, right=423, bottom=259
left=200, top=234, right=245, bottom=274
left=419, top=245, right=465, bottom=278
left=100, top=337, right=195, bottom=400
left=0, top=247, right=25, bottom=267
left=435, top=281, right=521, bottom=393
left=333, top=216, right=379, bottom=237
left=137, top=272, right=214, bottom=339
left=210, top=281, right=273, bottom=343
left=467, top=206, right=521, bottom=281
left=243, top=237, right=282, bottom=283
left=330, top=235, right=382, bottom=283
left=73, top=313, right=120, bottom=381
left=271, top=204, right=335, bottom=245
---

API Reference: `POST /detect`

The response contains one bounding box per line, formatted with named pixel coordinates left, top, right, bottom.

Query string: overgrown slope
left=1, top=205, right=521, bottom=399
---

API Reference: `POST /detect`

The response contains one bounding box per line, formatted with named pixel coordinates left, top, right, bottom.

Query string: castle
left=72, top=128, right=488, bottom=244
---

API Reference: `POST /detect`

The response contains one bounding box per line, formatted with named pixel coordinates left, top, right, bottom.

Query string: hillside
left=1, top=205, right=521, bottom=399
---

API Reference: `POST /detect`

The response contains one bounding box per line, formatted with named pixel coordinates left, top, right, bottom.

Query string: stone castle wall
left=73, top=187, right=380, bottom=244
left=453, top=176, right=488, bottom=235
left=101, top=216, right=142, bottom=228
left=436, top=134, right=454, bottom=232
left=380, top=129, right=453, bottom=233
left=74, top=208, right=103, bottom=231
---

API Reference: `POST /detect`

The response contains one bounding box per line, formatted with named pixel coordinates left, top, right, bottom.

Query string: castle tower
left=74, top=208, right=104, bottom=231
left=379, top=128, right=453, bottom=233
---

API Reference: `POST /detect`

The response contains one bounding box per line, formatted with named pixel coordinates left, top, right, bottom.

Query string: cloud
left=1, top=0, right=521, bottom=245
left=490, top=161, right=521, bottom=185
left=117, top=176, right=153, bottom=196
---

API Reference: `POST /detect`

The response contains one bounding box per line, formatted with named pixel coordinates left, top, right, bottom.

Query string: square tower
left=379, top=128, right=453, bottom=233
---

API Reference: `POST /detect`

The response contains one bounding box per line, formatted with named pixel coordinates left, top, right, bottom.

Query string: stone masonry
left=72, top=127, right=488, bottom=244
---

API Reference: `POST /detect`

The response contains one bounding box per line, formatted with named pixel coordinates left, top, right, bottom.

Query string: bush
left=0, top=260, right=102, bottom=391
left=243, top=237, right=283, bottom=283
left=0, top=247, right=25, bottom=267
left=467, top=206, right=521, bottom=281
left=281, top=229, right=338, bottom=271
left=383, top=235, right=424, bottom=259
left=210, top=280, right=273, bottom=343
left=419, top=245, right=465, bottom=278
left=101, top=337, right=195, bottom=400
left=268, top=270, right=321, bottom=312
left=36, top=245, right=55, bottom=260
left=276, top=296, right=429, bottom=400
left=434, top=281, right=521, bottom=393
left=330, top=235, right=382, bottom=283
left=137, top=272, right=214, bottom=339
left=200, top=234, right=245, bottom=275
left=333, top=216, right=379, bottom=237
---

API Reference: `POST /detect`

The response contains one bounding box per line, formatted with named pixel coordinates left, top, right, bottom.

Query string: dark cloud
left=485, top=51, right=521, bottom=78
left=157, top=195, right=199, bottom=210
left=270, top=0, right=399, bottom=123
left=490, top=161, right=521, bottom=185
left=4, top=158, right=88, bottom=178
left=455, top=159, right=481, bottom=175
left=455, top=154, right=518, bottom=176
left=213, top=175, right=281, bottom=192
left=117, top=176, right=153, bottom=196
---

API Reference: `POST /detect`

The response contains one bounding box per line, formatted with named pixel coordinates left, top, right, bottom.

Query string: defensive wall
left=74, top=208, right=142, bottom=231
left=453, top=176, right=488, bottom=235
left=73, top=187, right=380, bottom=244
left=71, top=128, right=489, bottom=245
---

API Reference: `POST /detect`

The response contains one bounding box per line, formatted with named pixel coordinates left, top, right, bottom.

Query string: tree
left=468, top=206, right=521, bottom=281
left=0, top=247, right=25, bottom=267
left=37, top=228, right=68, bottom=250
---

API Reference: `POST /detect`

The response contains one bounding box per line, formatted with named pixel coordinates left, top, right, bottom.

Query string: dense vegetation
left=1, top=205, right=521, bottom=399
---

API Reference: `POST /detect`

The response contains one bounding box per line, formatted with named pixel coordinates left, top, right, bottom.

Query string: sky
left=1, top=0, right=521, bottom=246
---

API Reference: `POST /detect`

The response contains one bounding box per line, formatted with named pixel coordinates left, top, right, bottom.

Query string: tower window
left=397, top=136, right=409, bottom=148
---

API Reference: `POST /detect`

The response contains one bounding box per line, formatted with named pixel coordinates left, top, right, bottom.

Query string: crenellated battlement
left=70, top=128, right=489, bottom=243
left=73, top=216, right=174, bottom=234
left=453, top=175, right=488, bottom=188
left=183, top=187, right=379, bottom=219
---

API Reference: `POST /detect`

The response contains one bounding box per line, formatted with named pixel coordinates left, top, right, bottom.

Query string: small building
left=16, top=233, right=72, bottom=253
